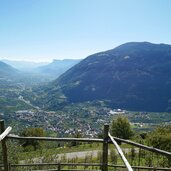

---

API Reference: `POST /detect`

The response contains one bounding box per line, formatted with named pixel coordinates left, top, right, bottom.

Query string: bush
left=110, top=115, right=133, bottom=139
left=147, top=125, right=171, bottom=152
left=20, top=127, right=45, bottom=150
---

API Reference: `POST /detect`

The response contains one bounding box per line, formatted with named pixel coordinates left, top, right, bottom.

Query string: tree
left=110, top=115, right=133, bottom=139
left=147, top=125, right=171, bottom=151
left=68, top=131, right=83, bottom=147
left=20, top=127, right=44, bottom=150
left=147, top=125, right=171, bottom=167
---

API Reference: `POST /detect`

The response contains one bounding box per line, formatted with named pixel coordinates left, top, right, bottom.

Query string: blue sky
left=0, top=0, right=171, bottom=62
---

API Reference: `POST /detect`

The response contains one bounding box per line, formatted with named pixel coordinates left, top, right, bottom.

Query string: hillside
left=0, top=61, right=19, bottom=77
left=33, top=42, right=171, bottom=112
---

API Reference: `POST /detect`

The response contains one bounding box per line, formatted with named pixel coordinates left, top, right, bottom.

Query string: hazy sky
left=0, top=0, right=171, bottom=62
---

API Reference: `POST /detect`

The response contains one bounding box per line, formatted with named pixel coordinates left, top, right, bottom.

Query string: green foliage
left=70, top=132, right=82, bottom=147
left=97, top=151, right=102, bottom=163
left=110, top=115, right=133, bottom=139
left=20, top=127, right=45, bottom=150
left=0, top=97, right=32, bottom=113
left=147, top=125, right=171, bottom=152
left=110, top=148, right=117, bottom=164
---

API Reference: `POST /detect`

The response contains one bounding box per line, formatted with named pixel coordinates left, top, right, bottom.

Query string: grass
left=8, top=140, right=132, bottom=163
left=3, top=140, right=170, bottom=171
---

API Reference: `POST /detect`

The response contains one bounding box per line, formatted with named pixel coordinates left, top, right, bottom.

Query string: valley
left=1, top=42, right=171, bottom=136
left=1, top=43, right=171, bottom=171
left=28, top=42, right=171, bottom=112
left=1, top=2, right=171, bottom=170
left=2, top=100, right=171, bottom=137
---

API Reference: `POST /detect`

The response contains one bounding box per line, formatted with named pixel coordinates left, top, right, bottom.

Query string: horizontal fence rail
left=9, top=163, right=103, bottom=167
left=1, top=120, right=171, bottom=171
left=7, top=133, right=171, bottom=157
left=110, top=135, right=171, bottom=157
left=9, top=163, right=102, bottom=171
left=108, top=164, right=171, bottom=171
left=0, top=126, right=12, bottom=141
left=108, top=133, right=133, bottom=171
left=7, top=135, right=104, bottom=143
left=1, top=163, right=171, bottom=171
left=31, top=169, right=101, bottom=171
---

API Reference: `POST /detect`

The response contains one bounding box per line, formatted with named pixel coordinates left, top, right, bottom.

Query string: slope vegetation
left=34, top=42, right=171, bottom=112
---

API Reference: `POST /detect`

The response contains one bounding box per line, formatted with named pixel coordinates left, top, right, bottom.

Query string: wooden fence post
left=0, top=120, right=9, bottom=171
left=58, top=163, right=61, bottom=171
left=8, top=163, right=11, bottom=171
left=102, top=124, right=109, bottom=171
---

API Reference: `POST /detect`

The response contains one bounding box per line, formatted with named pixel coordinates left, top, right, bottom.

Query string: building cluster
left=12, top=107, right=115, bottom=137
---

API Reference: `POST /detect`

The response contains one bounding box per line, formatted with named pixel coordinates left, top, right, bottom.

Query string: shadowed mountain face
left=36, top=42, right=171, bottom=112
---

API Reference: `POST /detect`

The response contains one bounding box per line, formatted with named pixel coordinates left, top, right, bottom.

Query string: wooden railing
left=0, top=127, right=12, bottom=142
left=0, top=120, right=12, bottom=171
left=1, top=120, right=171, bottom=171
left=108, top=133, right=133, bottom=171
left=110, top=135, right=171, bottom=157
left=1, top=121, right=108, bottom=171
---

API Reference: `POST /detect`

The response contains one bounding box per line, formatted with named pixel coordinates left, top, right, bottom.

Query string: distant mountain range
left=1, top=59, right=82, bottom=79
left=2, top=59, right=48, bottom=72
left=34, top=42, right=171, bottom=112
left=0, top=58, right=82, bottom=113
left=35, top=59, right=82, bottom=78
left=0, top=61, right=19, bottom=77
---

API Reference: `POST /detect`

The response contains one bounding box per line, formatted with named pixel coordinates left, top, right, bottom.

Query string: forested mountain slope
left=33, top=42, right=171, bottom=112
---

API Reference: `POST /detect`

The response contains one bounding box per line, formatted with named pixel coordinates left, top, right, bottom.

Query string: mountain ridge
left=36, top=59, right=82, bottom=78
left=32, top=42, right=171, bottom=112
left=1, top=59, right=48, bottom=72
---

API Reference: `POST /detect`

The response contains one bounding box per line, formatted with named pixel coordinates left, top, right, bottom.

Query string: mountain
left=1, top=59, right=82, bottom=80
left=0, top=61, right=50, bottom=85
left=0, top=61, right=19, bottom=77
left=36, top=59, right=82, bottom=78
left=33, top=42, right=171, bottom=112
left=1, top=59, right=48, bottom=72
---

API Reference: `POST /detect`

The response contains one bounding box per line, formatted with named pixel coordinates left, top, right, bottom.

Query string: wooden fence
left=1, top=120, right=171, bottom=171
left=0, top=120, right=12, bottom=171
